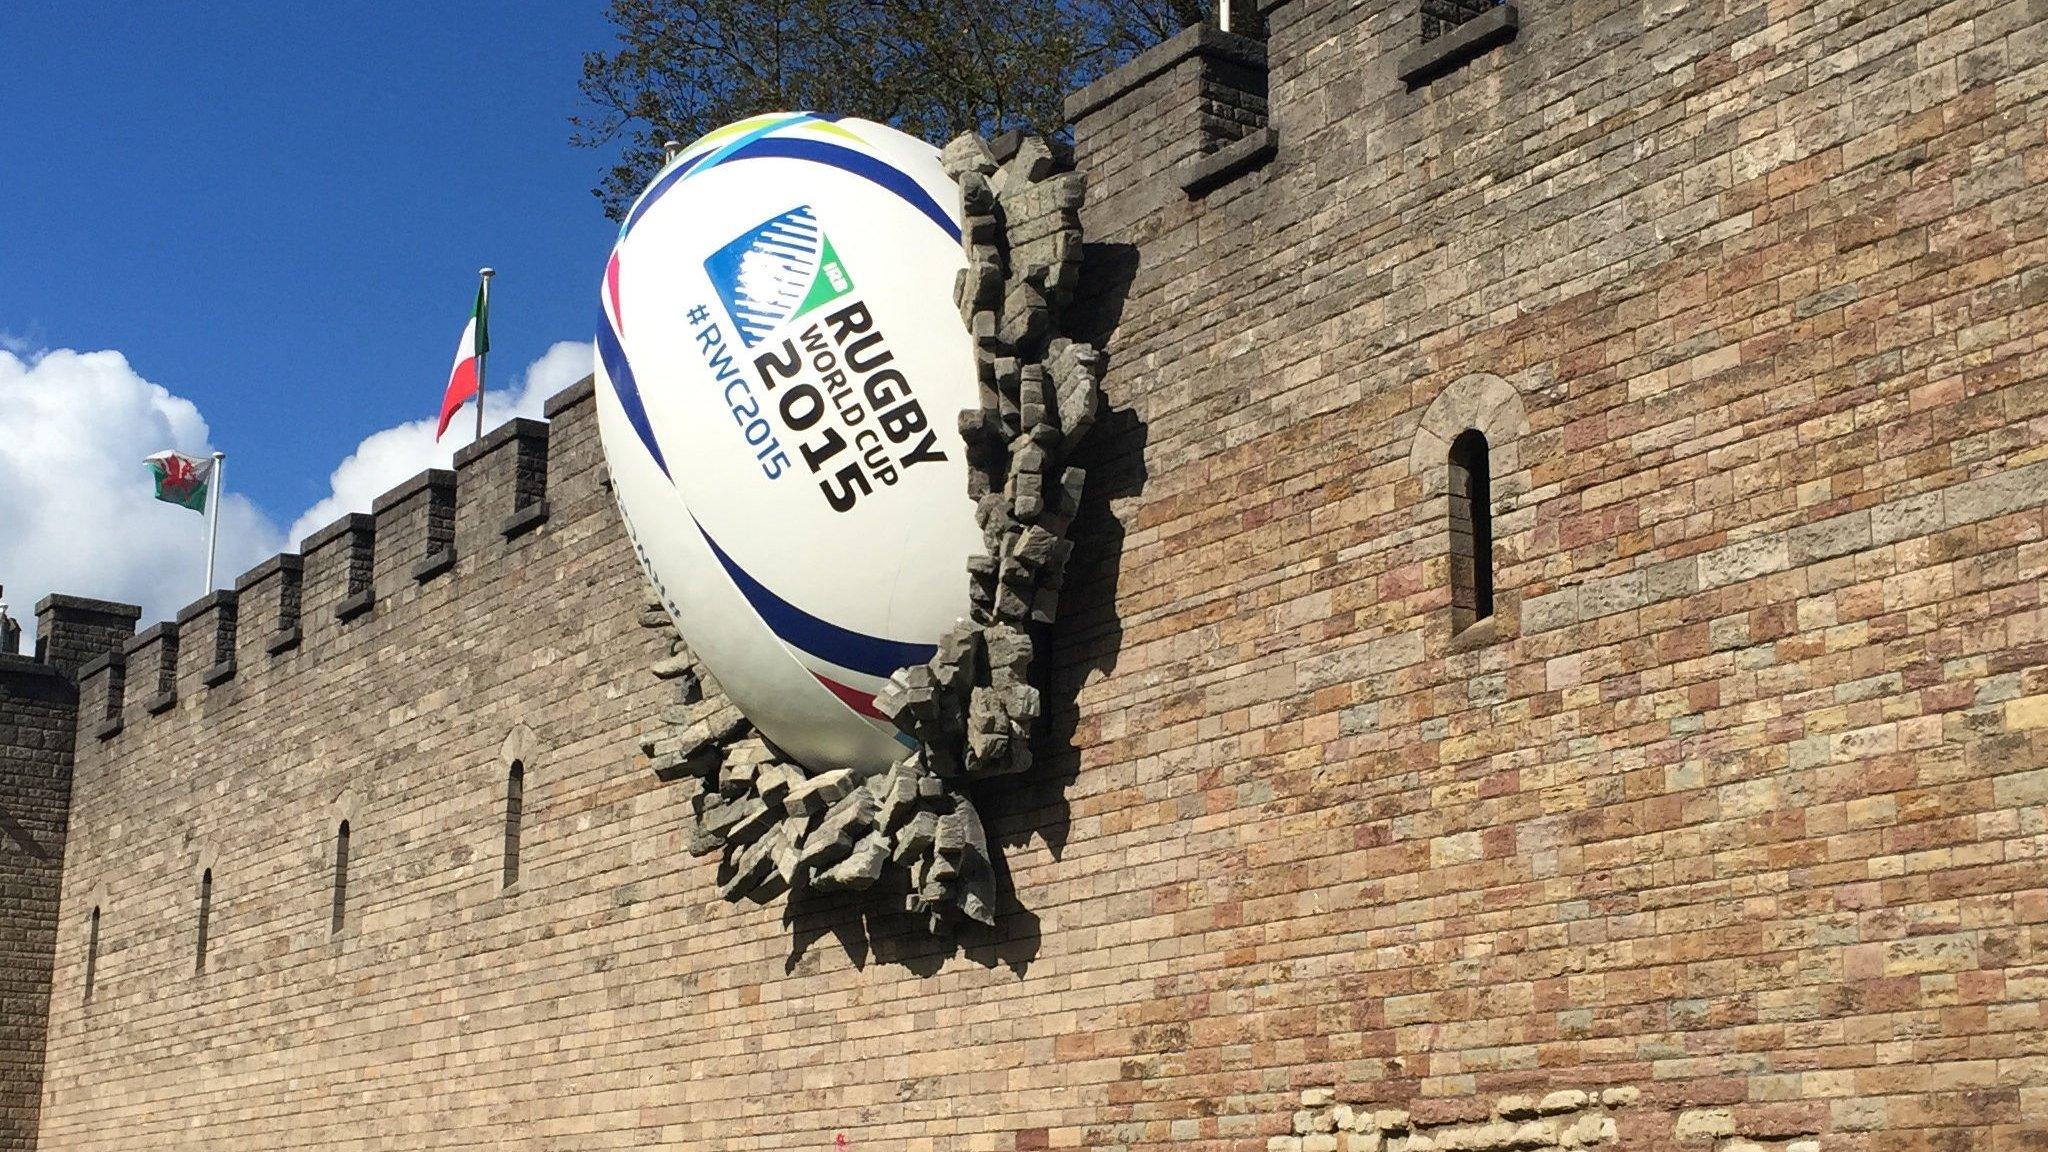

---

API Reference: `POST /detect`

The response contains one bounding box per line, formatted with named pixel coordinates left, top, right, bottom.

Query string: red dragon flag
left=144, top=451, right=215, bottom=512
left=435, top=270, right=493, bottom=441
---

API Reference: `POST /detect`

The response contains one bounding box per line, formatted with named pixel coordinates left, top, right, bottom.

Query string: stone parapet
left=120, top=624, right=178, bottom=721
left=301, top=512, right=376, bottom=629
left=45, top=376, right=600, bottom=744
left=175, top=591, right=240, bottom=693
left=1066, top=23, right=1271, bottom=235
left=233, top=553, right=304, bottom=660
left=452, top=417, right=550, bottom=549
left=370, top=468, right=457, bottom=590
left=31, top=596, right=140, bottom=680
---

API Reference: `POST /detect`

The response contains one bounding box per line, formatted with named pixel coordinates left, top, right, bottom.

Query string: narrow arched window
left=1448, top=429, right=1494, bottom=630
left=331, top=821, right=350, bottom=934
left=502, top=760, right=524, bottom=892
left=196, top=868, right=212, bottom=973
left=84, top=906, right=101, bottom=1004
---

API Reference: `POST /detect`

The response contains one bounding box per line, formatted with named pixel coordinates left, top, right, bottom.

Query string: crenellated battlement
left=69, top=373, right=601, bottom=745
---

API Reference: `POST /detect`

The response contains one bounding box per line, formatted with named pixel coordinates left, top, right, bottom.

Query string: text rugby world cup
left=595, top=114, right=981, bottom=773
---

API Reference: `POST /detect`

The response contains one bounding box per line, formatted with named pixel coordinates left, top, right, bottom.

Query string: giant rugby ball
left=595, top=114, right=980, bottom=774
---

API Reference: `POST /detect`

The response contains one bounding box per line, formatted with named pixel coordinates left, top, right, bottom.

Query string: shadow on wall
left=781, top=241, right=1148, bottom=980
left=0, top=806, right=51, bottom=860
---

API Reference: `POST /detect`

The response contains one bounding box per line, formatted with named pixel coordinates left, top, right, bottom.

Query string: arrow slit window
left=1449, top=429, right=1494, bottom=632
left=331, top=821, right=350, bottom=934
left=84, top=905, right=101, bottom=1004
left=502, top=761, right=524, bottom=892
left=196, top=868, right=212, bottom=973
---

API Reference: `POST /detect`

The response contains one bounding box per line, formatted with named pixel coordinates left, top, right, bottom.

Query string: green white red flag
left=436, top=279, right=491, bottom=440
left=144, top=451, right=214, bottom=512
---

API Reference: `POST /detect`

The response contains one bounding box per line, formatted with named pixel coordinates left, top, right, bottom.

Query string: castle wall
left=25, top=0, right=2048, bottom=1147
left=0, top=661, right=78, bottom=1152
left=3, top=597, right=137, bottom=1152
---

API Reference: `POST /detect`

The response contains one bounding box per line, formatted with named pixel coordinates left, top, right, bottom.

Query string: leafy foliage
left=574, top=0, right=1208, bottom=218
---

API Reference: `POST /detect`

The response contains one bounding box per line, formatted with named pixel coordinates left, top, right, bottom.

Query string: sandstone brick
left=1673, top=1110, right=1734, bottom=1139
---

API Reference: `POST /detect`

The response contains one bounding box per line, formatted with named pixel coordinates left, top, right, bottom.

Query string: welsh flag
left=144, top=451, right=214, bottom=512
left=435, top=279, right=491, bottom=440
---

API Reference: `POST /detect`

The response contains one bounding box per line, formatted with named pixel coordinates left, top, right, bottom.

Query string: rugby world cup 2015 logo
left=704, top=206, right=854, bottom=348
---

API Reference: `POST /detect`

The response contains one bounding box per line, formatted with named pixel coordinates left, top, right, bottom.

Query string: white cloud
left=0, top=347, right=286, bottom=639
left=282, top=340, right=591, bottom=546
left=0, top=340, right=592, bottom=647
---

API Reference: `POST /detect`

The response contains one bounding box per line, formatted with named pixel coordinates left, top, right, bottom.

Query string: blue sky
left=4, top=2, right=615, bottom=514
left=1, top=3, right=627, bottom=627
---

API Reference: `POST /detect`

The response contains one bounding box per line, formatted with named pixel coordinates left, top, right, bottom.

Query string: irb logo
left=704, top=206, right=855, bottom=348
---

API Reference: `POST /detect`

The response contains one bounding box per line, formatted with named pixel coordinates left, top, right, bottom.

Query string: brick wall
left=0, top=659, right=79, bottom=1152
left=22, top=0, right=2048, bottom=1147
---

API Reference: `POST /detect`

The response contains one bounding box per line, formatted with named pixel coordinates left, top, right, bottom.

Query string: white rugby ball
left=595, top=113, right=980, bottom=773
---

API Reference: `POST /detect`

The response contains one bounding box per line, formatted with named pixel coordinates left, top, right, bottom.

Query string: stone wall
left=20, top=0, right=2048, bottom=1147
left=0, top=658, right=80, bottom=1151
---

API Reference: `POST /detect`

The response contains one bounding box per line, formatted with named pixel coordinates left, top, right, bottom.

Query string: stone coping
left=543, top=374, right=596, bottom=419
left=453, top=417, right=547, bottom=470
left=370, top=468, right=455, bottom=515
left=234, top=552, right=303, bottom=593
left=175, top=590, right=238, bottom=626
left=300, top=512, right=373, bottom=556
left=122, top=622, right=173, bottom=657
left=33, top=593, right=142, bottom=620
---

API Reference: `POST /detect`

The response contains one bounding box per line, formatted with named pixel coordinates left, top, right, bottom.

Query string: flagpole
left=204, top=451, right=226, bottom=594
left=476, top=268, right=494, bottom=444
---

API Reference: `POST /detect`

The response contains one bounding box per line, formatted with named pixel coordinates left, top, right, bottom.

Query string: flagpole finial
left=664, top=139, right=683, bottom=160
left=212, top=450, right=225, bottom=461
left=480, top=267, right=495, bottom=279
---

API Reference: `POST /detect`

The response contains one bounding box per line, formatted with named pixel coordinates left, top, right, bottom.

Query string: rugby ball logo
left=706, top=206, right=854, bottom=347
left=594, top=114, right=979, bottom=773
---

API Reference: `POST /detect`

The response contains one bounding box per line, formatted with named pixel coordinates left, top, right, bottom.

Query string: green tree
left=574, top=0, right=1209, bottom=218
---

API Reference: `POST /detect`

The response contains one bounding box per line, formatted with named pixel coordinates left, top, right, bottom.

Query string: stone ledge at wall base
left=1396, top=3, right=1518, bottom=86
left=1183, top=126, right=1279, bottom=197
left=498, top=500, right=549, bottom=540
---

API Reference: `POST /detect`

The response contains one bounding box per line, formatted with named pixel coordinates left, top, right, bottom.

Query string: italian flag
left=144, top=451, right=214, bottom=512
left=435, top=279, right=491, bottom=440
